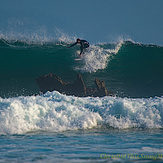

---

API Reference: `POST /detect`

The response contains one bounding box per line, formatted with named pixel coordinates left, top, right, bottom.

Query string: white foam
left=0, top=91, right=162, bottom=135
left=0, top=92, right=102, bottom=134
left=74, top=41, right=123, bottom=72
left=141, top=147, right=163, bottom=153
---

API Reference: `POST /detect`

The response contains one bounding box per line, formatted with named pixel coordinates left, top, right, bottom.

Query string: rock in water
left=35, top=73, right=66, bottom=94
left=94, top=78, right=108, bottom=97
left=36, top=73, right=113, bottom=97
left=72, top=74, right=87, bottom=95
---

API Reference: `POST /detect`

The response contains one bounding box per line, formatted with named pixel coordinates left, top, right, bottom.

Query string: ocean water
left=0, top=38, right=163, bottom=98
left=0, top=36, right=163, bottom=162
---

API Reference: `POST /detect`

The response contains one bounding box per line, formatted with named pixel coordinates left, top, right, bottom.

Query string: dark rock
left=36, top=73, right=113, bottom=97
left=94, top=78, right=108, bottom=97
left=66, top=74, right=87, bottom=96
left=35, top=73, right=67, bottom=94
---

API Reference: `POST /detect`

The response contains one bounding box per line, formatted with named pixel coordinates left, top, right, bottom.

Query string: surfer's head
left=77, top=38, right=80, bottom=43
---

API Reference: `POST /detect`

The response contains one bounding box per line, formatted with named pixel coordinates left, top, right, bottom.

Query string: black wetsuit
left=69, top=40, right=90, bottom=55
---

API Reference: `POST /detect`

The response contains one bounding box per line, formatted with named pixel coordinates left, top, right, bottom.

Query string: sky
left=0, top=0, right=163, bottom=45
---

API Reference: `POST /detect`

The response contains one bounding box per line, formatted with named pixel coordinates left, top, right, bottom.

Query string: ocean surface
left=0, top=37, right=163, bottom=162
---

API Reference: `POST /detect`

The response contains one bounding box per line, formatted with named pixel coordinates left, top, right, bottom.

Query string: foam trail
left=75, top=40, right=123, bottom=72
left=0, top=91, right=162, bottom=135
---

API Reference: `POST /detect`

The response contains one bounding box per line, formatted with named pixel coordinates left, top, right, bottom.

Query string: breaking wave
left=0, top=36, right=163, bottom=98
left=0, top=91, right=162, bottom=135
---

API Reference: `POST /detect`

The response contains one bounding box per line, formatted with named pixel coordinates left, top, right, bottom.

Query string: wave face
left=0, top=38, right=163, bottom=98
left=0, top=91, right=162, bottom=135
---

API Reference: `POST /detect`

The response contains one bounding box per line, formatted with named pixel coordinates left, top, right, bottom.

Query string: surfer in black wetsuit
left=68, top=38, right=89, bottom=56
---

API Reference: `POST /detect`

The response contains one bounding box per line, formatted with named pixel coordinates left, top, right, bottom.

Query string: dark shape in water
left=36, top=73, right=113, bottom=97
left=94, top=78, right=109, bottom=96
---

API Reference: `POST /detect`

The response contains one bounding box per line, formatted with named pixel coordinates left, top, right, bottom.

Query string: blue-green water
left=0, top=39, right=163, bottom=98
left=0, top=37, right=163, bottom=162
left=1, top=129, right=163, bottom=162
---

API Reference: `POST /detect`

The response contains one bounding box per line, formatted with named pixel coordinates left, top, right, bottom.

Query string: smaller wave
left=0, top=91, right=162, bottom=135
left=74, top=40, right=123, bottom=72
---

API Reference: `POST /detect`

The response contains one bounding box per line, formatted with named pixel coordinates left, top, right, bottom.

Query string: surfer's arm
left=68, top=42, right=77, bottom=48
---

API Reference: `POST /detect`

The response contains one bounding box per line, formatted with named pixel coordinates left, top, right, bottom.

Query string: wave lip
left=0, top=91, right=162, bottom=135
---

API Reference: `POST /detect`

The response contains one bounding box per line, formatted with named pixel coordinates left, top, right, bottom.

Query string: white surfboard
left=74, top=58, right=82, bottom=61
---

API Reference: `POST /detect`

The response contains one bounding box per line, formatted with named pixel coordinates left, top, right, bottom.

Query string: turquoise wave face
left=0, top=39, right=163, bottom=98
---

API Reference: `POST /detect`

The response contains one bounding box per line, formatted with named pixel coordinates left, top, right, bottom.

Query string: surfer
left=68, top=38, right=89, bottom=56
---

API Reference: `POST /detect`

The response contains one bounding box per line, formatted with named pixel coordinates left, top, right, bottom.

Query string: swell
left=0, top=38, right=163, bottom=98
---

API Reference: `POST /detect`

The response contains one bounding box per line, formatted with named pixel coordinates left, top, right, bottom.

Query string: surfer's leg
left=80, top=46, right=83, bottom=56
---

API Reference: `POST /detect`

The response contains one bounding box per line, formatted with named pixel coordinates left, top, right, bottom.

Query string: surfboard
left=74, top=52, right=86, bottom=61
left=74, top=58, right=82, bottom=61
left=74, top=55, right=83, bottom=61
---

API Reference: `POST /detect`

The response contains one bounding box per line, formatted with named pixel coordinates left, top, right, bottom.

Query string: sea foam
left=0, top=91, right=162, bottom=135
left=74, top=40, right=123, bottom=72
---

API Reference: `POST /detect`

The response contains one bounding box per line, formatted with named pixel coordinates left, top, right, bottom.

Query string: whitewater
left=0, top=35, right=163, bottom=162
left=0, top=91, right=163, bottom=135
